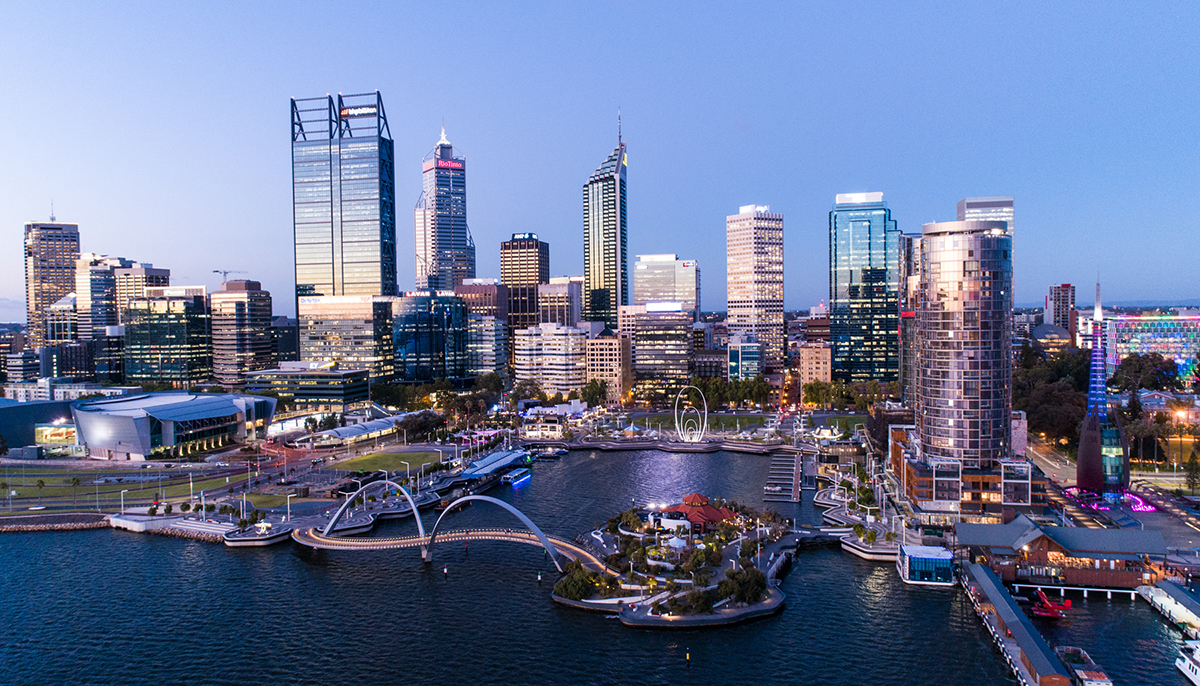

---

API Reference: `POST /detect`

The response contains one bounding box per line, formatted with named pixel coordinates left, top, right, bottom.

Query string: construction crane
left=213, top=269, right=247, bottom=283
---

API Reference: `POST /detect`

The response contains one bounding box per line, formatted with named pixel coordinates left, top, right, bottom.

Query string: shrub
left=164, top=504, right=173, bottom=515
left=180, top=502, right=191, bottom=512
left=147, top=506, right=158, bottom=516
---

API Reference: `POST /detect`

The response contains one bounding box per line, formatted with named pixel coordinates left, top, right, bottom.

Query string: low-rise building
left=956, top=513, right=1166, bottom=589
left=585, top=328, right=631, bottom=406
left=244, top=361, right=370, bottom=414
left=727, top=333, right=761, bottom=380
left=4, top=378, right=137, bottom=403
left=796, top=340, right=832, bottom=387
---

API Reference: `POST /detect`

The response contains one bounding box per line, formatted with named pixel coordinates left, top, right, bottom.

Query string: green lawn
left=639, top=413, right=764, bottom=432
left=338, top=451, right=441, bottom=474
left=826, top=415, right=867, bottom=435
left=0, top=472, right=249, bottom=502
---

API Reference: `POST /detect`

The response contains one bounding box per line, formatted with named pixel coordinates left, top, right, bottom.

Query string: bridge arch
left=322, top=479, right=426, bottom=539
left=427, top=495, right=563, bottom=573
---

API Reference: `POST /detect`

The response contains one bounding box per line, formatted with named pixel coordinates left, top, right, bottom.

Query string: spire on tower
left=617, top=107, right=622, bottom=145
left=50, top=200, right=55, bottom=222
left=1094, top=274, right=1102, bottom=322
left=438, top=121, right=449, bottom=146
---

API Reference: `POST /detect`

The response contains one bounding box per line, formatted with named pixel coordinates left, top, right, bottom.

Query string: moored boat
left=1178, top=640, right=1200, bottom=685
left=1055, top=645, right=1113, bottom=686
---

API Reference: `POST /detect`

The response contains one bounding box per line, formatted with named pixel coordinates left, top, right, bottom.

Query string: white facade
left=726, top=205, right=784, bottom=371
left=514, top=323, right=587, bottom=396
left=633, top=254, right=700, bottom=322
left=5, top=378, right=136, bottom=403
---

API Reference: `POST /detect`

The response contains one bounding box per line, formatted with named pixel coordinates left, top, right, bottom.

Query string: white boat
left=1178, top=640, right=1200, bottom=685
left=763, top=485, right=784, bottom=493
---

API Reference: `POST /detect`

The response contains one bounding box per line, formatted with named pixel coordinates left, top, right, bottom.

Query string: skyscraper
left=291, top=92, right=396, bottom=313
left=956, top=196, right=1014, bottom=234
left=415, top=126, right=474, bottom=290
left=633, top=254, right=700, bottom=322
left=898, top=233, right=922, bottom=405
left=76, top=254, right=131, bottom=339
left=501, top=233, right=550, bottom=335
left=211, top=280, right=276, bottom=388
left=24, top=220, right=81, bottom=349
left=582, top=134, right=627, bottom=328
left=916, top=220, right=1013, bottom=470
left=828, top=193, right=899, bottom=383
left=1046, top=283, right=1075, bottom=329
left=114, top=264, right=170, bottom=323
left=726, top=205, right=784, bottom=371
left=124, top=286, right=212, bottom=389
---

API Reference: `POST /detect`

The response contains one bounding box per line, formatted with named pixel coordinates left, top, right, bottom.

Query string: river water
left=0, top=450, right=1187, bottom=685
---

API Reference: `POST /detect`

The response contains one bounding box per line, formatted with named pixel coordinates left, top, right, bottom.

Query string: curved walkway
left=291, top=526, right=618, bottom=575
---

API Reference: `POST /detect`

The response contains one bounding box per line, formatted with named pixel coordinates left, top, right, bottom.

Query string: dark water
left=0, top=450, right=1180, bottom=685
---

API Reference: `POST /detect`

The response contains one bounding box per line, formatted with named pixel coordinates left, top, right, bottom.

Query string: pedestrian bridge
left=292, top=483, right=614, bottom=576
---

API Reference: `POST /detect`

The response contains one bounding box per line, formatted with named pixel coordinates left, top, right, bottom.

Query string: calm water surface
left=0, top=450, right=1184, bottom=685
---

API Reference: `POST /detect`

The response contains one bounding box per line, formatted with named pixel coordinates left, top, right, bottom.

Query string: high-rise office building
left=501, top=233, right=550, bottom=337
left=1046, top=283, right=1075, bottom=330
left=582, top=136, right=628, bottom=328
left=829, top=193, right=899, bottom=383
left=211, top=280, right=275, bottom=388
left=633, top=254, right=700, bottom=322
left=76, top=254, right=132, bottom=339
left=114, top=264, right=170, bottom=323
left=623, top=303, right=693, bottom=403
left=392, top=292, right=469, bottom=384
left=514, top=323, right=588, bottom=396
left=726, top=205, right=784, bottom=371
left=539, top=278, right=582, bottom=327
left=467, top=314, right=508, bottom=381
left=291, top=92, right=396, bottom=314
left=454, top=281, right=509, bottom=320
left=298, top=295, right=395, bottom=381
left=415, top=126, right=474, bottom=290
left=915, top=220, right=1013, bottom=470
left=124, top=286, right=212, bottom=388
left=24, top=220, right=81, bottom=349
left=956, top=197, right=1014, bottom=234
left=45, top=294, right=79, bottom=345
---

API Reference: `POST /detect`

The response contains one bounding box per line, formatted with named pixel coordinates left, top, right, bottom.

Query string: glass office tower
left=25, top=220, right=81, bottom=349
left=727, top=206, right=784, bottom=371
left=392, top=292, right=469, bottom=383
left=583, top=139, right=627, bottom=328
left=633, top=254, right=700, bottom=322
left=829, top=192, right=900, bottom=383
left=124, top=287, right=212, bottom=389
left=291, top=92, right=397, bottom=312
left=415, top=126, right=474, bottom=291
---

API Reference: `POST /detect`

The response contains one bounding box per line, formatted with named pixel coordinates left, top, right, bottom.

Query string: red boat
left=1036, top=589, right=1071, bottom=610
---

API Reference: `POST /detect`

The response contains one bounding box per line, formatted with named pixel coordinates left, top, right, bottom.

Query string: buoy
left=443, top=564, right=448, bottom=576
left=538, top=572, right=542, bottom=583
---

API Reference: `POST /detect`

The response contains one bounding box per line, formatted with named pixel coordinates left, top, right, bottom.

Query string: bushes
left=717, top=567, right=767, bottom=604
left=553, top=560, right=599, bottom=601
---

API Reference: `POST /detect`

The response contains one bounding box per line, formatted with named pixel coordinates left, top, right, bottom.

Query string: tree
left=147, top=505, right=158, bottom=516
left=70, top=477, right=81, bottom=508
left=852, top=523, right=866, bottom=540
left=1188, top=446, right=1200, bottom=495
left=1109, top=352, right=1183, bottom=392
left=164, top=504, right=173, bottom=515
left=0, top=433, right=7, bottom=457
left=180, top=502, right=191, bottom=512
left=864, top=529, right=877, bottom=545
left=1126, top=392, right=1143, bottom=423
left=36, top=479, right=45, bottom=505
left=884, top=531, right=897, bottom=543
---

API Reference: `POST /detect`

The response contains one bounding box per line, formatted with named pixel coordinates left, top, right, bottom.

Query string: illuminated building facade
left=582, top=139, right=628, bottom=328
left=829, top=193, right=899, bottom=383
left=915, top=220, right=1012, bottom=471
left=727, top=333, right=762, bottom=380
left=415, top=126, right=474, bottom=290
left=124, top=287, right=212, bottom=388
left=726, top=205, right=784, bottom=371
left=1045, top=283, right=1075, bottom=330
left=391, top=292, right=469, bottom=384
left=1076, top=283, right=1129, bottom=498
left=25, top=221, right=81, bottom=349
left=1105, top=314, right=1200, bottom=384
left=291, top=92, right=396, bottom=314
left=898, top=233, right=922, bottom=404
left=211, top=280, right=276, bottom=388
left=298, top=295, right=395, bottom=381
left=586, top=328, right=632, bottom=406
left=956, top=196, right=1014, bottom=234
left=514, top=323, right=587, bottom=396
left=626, top=303, right=692, bottom=403
left=633, top=254, right=700, bottom=322
left=467, top=314, right=508, bottom=381
left=501, top=233, right=550, bottom=340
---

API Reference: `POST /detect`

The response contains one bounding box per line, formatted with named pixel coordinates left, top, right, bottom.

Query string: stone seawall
left=0, top=513, right=109, bottom=533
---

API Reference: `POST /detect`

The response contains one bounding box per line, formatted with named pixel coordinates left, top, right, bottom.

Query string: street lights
left=1177, top=410, right=1187, bottom=478
left=287, top=493, right=296, bottom=522
left=120, top=489, right=130, bottom=514
left=400, top=461, right=411, bottom=491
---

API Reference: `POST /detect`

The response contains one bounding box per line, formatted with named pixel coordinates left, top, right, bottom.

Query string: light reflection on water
left=0, top=450, right=1177, bottom=685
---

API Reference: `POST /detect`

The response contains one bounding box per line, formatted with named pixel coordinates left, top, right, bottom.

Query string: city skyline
left=2, top=4, right=1198, bottom=322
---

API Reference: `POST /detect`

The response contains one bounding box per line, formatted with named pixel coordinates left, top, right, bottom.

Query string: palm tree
left=36, top=479, right=45, bottom=505
left=70, top=477, right=81, bottom=508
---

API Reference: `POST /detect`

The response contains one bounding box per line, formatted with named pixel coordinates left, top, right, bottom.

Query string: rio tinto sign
left=436, top=159, right=464, bottom=169
left=339, top=106, right=377, bottom=118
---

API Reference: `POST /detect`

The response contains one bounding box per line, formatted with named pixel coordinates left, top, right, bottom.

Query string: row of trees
left=686, top=375, right=772, bottom=409
left=799, top=379, right=897, bottom=411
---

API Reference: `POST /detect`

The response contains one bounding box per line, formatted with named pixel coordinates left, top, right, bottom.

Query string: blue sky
left=1, top=2, right=1196, bottom=320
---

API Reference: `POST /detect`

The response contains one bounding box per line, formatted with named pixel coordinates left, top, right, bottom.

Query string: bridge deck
left=291, top=527, right=616, bottom=576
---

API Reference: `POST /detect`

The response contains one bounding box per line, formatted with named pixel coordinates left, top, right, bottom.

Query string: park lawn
left=338, top=451, right=441, bottom=474
left=641, top=413, right=763, bottom=432
left=1, top=473, right=249, bottom=501
left=826, top=415, right=867, bottom=435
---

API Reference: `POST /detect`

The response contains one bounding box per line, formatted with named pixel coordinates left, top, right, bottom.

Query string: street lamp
left=120, top=489, right=130, bottom=514
left=400, top=461, right=410, bottom=491
left=286, top=493, right=297, bottom=522
left=1176, top=410, right=1187, bottom=478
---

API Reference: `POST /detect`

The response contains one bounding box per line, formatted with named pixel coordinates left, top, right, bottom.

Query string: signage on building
left=35, top=424, right=76, bottom=445
left=436, top=159, right=464, bottom=169
left=339, top=106, right=377, bottom=118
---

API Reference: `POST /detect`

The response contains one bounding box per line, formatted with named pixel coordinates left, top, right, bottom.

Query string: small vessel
left=763, top=485, right=784, bottom=493
left=1032, top=605, right=1066, bottom=619
left=1036, top=588, right=1072, bottom=610
left=1178, top=640, right=1200, bottom=685
left=1055, top=646, right=1113, bottom=686
left=501, top=468, right=531, bottom=485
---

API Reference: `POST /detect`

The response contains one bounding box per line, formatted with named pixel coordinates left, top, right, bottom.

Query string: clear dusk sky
left=1, top=2, right=1197, bottom=321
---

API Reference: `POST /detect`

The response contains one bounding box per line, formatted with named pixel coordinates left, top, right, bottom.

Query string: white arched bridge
left=291, top=481, right=614, bottom=575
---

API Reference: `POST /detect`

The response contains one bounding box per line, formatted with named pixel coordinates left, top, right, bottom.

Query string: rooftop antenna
left=1094, top=271, right=1102, bottom=322
left=439, top=119, right=448, bottom=145
left=618, top=107, right=622, bottom=145
left=50, top=200, right=55, bottom=222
